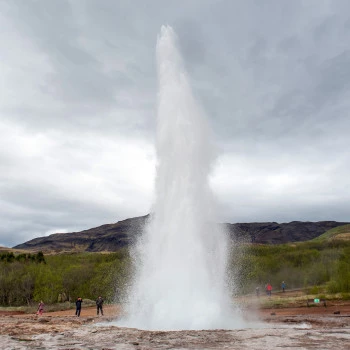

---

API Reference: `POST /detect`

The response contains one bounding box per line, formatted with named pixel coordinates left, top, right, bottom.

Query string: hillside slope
left=13, top=215, right=349, bottom=252
left=13, top=215, right=149, bottom=252
left=312, top=224, right=350, bottom=242
left=227, top=221, right=350, bottom=244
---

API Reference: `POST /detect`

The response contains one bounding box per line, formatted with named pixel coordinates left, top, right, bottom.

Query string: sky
left=1, top=0, right=350, bottom=247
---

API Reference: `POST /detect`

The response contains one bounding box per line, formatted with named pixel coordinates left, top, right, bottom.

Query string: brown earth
left=1, top=297, right=349, bottom=349
left=0, top=304, right=121, bottom=337
left=1, top=296, right=350, bottom=336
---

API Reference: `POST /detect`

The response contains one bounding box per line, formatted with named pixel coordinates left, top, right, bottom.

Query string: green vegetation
left=1, top=225, right=350, bottom=307
left=312, top=224, right=350, bottom=242
left=232, top=235, right=350, bottom=295
left=0, top=251, right=46, bottom=264
left=0, top=249, right=131, bottom=306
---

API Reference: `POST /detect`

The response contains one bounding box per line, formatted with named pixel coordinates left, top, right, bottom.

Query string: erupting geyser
left=121, top=25, right=243, bottom=330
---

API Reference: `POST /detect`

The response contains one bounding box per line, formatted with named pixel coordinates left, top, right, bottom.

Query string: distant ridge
left=13, top=215, right=349, bottom=252
left=13, top=215, right=149, bottom=253
left=227, top=221, right=350, bottom=244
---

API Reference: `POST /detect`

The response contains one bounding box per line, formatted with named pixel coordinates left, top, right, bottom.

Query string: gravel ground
left=0, top=302, right=349, bottom=349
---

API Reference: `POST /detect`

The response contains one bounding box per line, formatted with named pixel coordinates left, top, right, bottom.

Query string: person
left=255, top=286, right=260, bottom=297
left=75, top=297, right=83, bottom=317
left=281, top=281, right=286, bottom=292
left=267, top=283, right=272, bottom=296
left=37, top=300, right=44, bottom=315
left=96, top=296, right=104, bottom=316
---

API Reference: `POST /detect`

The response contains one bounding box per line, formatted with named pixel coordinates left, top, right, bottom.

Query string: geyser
left=121, top=25, right=242, bottom=330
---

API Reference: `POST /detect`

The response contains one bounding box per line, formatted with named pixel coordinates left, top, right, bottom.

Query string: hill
left=13, top=215, right=349, bottom=253
left=0, top=246, right=34, bottom=254
left=312, top=224, right=350, bottom=242
left=13, top=215, right=148, bottom=253
left=228, top=221, right=350, bottom=244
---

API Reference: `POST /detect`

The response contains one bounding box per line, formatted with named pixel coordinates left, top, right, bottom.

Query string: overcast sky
left=1, top=0, right=350, bottom=247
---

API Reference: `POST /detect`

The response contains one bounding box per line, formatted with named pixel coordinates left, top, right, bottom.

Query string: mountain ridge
left=13, top=215, right=349, bottom=252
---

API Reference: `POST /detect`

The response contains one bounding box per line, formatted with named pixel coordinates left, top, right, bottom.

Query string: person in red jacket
left=267, top=283, right=272, bottom=296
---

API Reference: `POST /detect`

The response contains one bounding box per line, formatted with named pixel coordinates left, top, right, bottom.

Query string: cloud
left=1, top=0, right=350, bottom=247
left=0, top=118, right=155, bottom=247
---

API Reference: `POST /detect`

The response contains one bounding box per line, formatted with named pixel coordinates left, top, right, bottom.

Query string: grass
left=2, top=291, right=349, bottom=313
left=0, top=299, right=98, bottom=314
left=0, top=303, right=73, bottom=314
left=250, top=288, right=350, bottom=309
left=258, top=295, right=310, bottom=309
left=312, top=224, right=350, bottom=242
left=0, top=305, right=31, bottom=313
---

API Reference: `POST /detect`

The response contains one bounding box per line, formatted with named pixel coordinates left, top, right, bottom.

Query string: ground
left=0, top=293, right=349, bottom=349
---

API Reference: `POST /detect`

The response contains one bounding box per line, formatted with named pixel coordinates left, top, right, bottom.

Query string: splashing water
left=120, top=25, right=243, bottom=330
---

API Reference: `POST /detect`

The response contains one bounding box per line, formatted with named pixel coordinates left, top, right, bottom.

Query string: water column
left=122, top=25, right=242, bottom=330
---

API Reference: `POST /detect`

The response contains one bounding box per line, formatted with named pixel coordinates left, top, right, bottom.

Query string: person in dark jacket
left=75, top=297, right=83, bottom=317
left=96, top=296, right=104, bottom=316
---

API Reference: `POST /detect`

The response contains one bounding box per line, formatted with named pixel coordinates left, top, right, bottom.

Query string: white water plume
left=120, top=25, right=243, bottom=330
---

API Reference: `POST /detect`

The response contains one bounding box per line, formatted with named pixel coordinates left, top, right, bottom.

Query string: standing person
left=96, top=296, right=104, bottom=316
left=267, top=283, right=272, bottom=296
left=75, top=297, right=83, bottom=317
left=37, top=300, right=44, bottom=315
left=281, top=281, right=286, bottom=292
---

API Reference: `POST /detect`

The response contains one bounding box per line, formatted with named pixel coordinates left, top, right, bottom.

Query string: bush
left=232, top=240, right=350, bottom=295
left=0, top=249, right=131, bottom=306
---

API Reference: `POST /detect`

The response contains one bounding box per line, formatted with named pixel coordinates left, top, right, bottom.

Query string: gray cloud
left=1, top=0, right=350, bottom=247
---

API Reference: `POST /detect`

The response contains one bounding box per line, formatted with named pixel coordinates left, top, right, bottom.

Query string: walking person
left=75, top=297, right=83, bottom=317
left=96, top=296, right=104, bottom=316
left=37, top=300, right=44, bottom=316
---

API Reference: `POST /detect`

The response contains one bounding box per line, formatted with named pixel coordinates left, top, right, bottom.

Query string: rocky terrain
left=228, top=220, right=350, bottom=244
left=1, top=299, right=349, bottom=349
left=13, top=215, right=349, bottom=252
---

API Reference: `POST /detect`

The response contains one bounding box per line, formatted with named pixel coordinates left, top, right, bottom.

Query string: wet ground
left=0, top=302, right=349, bottom=349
